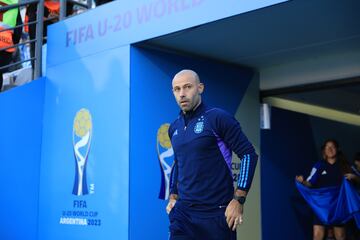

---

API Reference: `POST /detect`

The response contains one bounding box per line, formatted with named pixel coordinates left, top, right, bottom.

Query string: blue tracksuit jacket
left=168, top=103, right=258, bottom=207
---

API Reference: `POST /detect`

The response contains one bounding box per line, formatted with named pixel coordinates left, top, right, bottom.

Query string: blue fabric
left=296, top=178, right=360, bottom=228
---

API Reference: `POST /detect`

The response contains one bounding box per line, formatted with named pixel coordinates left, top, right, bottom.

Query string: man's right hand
left=225, top=199, right=244, bottom=231
left=166, top=194, right=178, bottom=214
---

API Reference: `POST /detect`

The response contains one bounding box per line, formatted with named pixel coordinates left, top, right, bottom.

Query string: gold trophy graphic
left=72, top=108, right=92, bottom=196
left=157, top=123, right=174, bottom=200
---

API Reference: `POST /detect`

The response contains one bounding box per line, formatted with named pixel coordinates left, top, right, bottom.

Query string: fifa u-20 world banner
left=38, top=47, right=130, bottom=240
left=47, top=0, right=288, bottom=67
left=58, top=108, right=100, bottom=227
left=157, top=123, right=174, bottom=200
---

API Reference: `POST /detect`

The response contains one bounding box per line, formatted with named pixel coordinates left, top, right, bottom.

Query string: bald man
left=166, top=70, right=258, bottom=240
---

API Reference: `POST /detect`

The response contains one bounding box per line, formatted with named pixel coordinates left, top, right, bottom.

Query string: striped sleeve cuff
left=237, top=153, right=257, bottom=191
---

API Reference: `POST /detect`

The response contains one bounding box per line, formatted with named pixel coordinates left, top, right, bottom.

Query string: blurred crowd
left=0, top=0, right=112, bottom=92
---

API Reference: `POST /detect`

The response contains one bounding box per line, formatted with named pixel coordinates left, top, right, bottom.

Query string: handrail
left=33, top=0, right=44, bottom=79
left=0, top=0, right=39, bottom=12
left=0, top=39, right=36, bottom=52
left=0, top=20, right=37, bottom=33
left=0, top=58, right=35, bottom=71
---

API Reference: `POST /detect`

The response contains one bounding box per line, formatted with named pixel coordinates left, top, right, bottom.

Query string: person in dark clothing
left=0, top=7, right=22, bottom=91
left=166, top=69, right=258, bottom=240
left=26, top=1, right=73, bottom=66
left=345, top=152, right=360, bottom=185
left=296, top=139, right=351, bottom=240
left=344, top=152, right=360, bottom=240
left=0, top=51, right=12, bottom=90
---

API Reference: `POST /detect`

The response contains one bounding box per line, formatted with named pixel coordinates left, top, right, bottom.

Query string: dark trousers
left=169, top=201, right=237, bottom=240
left=0, top=51, right=13, bottom=91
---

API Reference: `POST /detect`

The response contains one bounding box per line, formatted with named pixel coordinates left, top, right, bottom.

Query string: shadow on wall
left=261, top=107, right=317, bottom=240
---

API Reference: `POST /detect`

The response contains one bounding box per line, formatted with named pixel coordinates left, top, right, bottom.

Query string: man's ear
left=198, top=83, right=204, bottom=94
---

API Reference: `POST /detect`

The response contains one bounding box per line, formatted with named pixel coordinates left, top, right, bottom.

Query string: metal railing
left=0, top=0, right=91, bottom=86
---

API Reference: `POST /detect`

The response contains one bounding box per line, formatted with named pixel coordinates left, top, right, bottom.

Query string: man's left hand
left=225, top=199, right=244, bottom=231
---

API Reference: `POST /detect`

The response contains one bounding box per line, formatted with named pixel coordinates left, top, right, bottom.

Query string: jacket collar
left=180, top=102, right=206, bottom=120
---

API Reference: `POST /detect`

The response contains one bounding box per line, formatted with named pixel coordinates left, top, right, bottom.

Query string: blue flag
left=296, top=178, right=360, bottom=228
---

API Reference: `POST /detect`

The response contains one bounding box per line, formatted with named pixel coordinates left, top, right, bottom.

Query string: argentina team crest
left=156, top=123, right=174, bottom=200
left=194, top=116, right=205, bottom=134
left=72, top=108, right=92, bottom=196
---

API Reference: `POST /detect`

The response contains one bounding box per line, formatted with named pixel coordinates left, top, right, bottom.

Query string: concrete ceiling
left=280, top=84, right=360, bottom=115
left=142, top=0, right=360, bottom=118
left=143, top=0, right=360, bottom=69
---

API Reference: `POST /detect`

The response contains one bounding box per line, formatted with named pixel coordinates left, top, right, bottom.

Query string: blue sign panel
left=47, top=0, right=287, bottom=67
left=38, top=46, right=130, bottom=240
left=0, top=79, right=45, bottom=240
